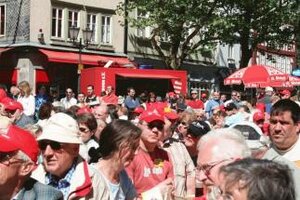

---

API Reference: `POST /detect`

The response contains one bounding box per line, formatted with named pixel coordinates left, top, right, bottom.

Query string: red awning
left=36, top=69, right=50, bottom=83
left=116, top=72, right=178, bottom=79
left=39, top=49, right=135, bottom=67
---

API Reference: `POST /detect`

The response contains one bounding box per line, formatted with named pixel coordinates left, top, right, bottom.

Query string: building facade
left=0, top=0, right=132, bottom=95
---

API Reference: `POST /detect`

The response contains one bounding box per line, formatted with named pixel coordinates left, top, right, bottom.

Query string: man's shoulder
left=21, top=178, right=63, bottom=200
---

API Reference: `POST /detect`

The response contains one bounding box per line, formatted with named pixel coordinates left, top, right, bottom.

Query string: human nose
left=198, top=168, right=208, bottom=182
left=43, top=145, right=54, bottom=157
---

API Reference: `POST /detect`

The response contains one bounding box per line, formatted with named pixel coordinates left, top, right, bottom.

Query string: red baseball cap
left=0, top=88, right=7, bottom=101
left=139, top=110, right=165, bottom=123
left=280, top=89, right=291, bottom=96
left=168, top=92, right=175, bottom=98
left=255, top=102, right=265, bottom=113
left=0, top=125, right=39, bottom=163
left=1, top=98, right=23, bottom=111
left=201, top=93, right=207, bottom=98
left=77, top=106, right=92, bottom=115
left=253, top=112, right=265, bottom=122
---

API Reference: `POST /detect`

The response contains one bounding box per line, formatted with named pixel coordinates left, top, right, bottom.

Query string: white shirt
left=60, top=97, right=77, bottom=109
left=18, top=95, right=35, bottom=116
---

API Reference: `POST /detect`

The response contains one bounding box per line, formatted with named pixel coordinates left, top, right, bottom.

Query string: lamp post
left=69, top=26, right=93, bottom=93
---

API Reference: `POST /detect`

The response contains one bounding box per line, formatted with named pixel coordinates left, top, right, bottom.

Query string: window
left=68, top=10, right=79, bottom=39
left=101, top=16, right=111, bottom=44
left=87, top=14, right=96, bottom=42
left=136, top=11, right=150, bottom=38
left=52, top=8, right=63, bottom=38
left=0, top=5, right=5, bottom=35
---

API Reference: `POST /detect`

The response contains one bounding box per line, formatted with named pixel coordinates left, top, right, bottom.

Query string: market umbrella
left=224, top=64, right=289, bottom=88
left=260, top=75, right=300, bottom=88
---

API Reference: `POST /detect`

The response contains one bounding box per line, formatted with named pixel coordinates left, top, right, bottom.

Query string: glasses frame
left=38, top=141, right=63, bottom=151
left=0, top=152, right=25, bottom=166
left=197, top=158, right=233, bottom=176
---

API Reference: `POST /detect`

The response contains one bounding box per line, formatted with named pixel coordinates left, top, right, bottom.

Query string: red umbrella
left=224, top=64, right=289, bottom=88
left=260, top=75, right=300, bottom=88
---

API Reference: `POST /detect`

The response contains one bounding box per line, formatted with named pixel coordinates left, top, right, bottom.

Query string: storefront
left=80, top=67, right=187, bottom=97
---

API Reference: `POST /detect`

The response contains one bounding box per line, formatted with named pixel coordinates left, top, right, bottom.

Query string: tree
left=117, top=0, right=297, bottom=69
left=117, top=0, right=223, bottom=70
left=214, top=0, right=297, bottom=68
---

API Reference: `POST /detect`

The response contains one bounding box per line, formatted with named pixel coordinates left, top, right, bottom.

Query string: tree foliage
left=117, top=0, right=298, bottom=69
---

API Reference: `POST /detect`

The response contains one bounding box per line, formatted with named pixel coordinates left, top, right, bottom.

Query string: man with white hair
left=32, top=112, right=105, bottom=199
left=0, top=125, right=63, bottom=199
left=196, top=128, right=251, bottom=199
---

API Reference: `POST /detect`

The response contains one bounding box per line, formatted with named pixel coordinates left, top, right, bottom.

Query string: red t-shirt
left=126, top=147, right=174, bottom=195
left=187, top=99, right=204, bottom=109
left=101, top=93, right=118, bottom=105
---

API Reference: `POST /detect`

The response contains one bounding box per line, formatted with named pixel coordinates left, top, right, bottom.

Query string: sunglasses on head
left=148, top=121, right=164, bottom=131
left=39, top=140, right=63, bottom=151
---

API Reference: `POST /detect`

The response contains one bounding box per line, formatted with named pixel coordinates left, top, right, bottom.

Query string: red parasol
left=224, top=64, right=289, bottom=88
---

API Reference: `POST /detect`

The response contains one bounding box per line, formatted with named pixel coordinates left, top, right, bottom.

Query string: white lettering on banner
left=171, top=79, right=182, bottom=94
left=101, top=72, right=106, bottom=92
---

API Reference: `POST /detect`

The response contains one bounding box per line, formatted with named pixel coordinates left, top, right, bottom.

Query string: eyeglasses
left=79, top=127, right=90, bottom=133
left=39, top=141, right=63, bottom=151
left=197, top=158, right=233, bottom=176
left=66, top=91, right=72, bottom=94
left=4, top=109, right=17, bottom=117
left=147, top=121, right=164, bottom=131
left=0, top=152, right=25, bottom=165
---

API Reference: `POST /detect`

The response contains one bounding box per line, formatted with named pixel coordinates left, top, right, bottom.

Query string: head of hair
left=38, top=102, right=54, bottom=120
left=87, top=85, right=94, bottom=90
left=76, top=112, right=97, bottom=132
left=197, top=128, right=251, bottom=159
left=89, top=120, right=141, bottom=162
left=220, top=158, right=295, bottom=200
left=271, top=99, right=300, bottom=124
left=18, top=81, right=32, bottom=96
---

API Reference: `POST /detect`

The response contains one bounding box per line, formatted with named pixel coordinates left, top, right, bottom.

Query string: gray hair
left=16, top=150, right=32, bottom=163
left=197, top=128, right=251, bottom=159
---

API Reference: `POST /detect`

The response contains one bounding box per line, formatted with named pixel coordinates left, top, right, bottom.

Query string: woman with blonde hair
left=17, top=81, right=35, bottom=119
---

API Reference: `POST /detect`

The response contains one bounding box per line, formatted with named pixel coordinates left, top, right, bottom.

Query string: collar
left=45, top=159, right=77, bottom=188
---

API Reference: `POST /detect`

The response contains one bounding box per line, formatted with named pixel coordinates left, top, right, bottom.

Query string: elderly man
left=0, top=125, right=63, bottom=200
left=1, top=97, right=34, bottom=128
left=269, top=99, right=300, bottom=167
left=196, top=128, right=251, bottom=199
left=32, top=112, right=104, bottom=199
left=196, top=126, right=300, bottom=200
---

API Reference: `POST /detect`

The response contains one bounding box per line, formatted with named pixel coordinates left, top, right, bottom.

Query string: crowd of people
left=0, top=81, right=299, bottom=200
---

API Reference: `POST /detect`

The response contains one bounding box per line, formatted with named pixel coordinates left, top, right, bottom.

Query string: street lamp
left=69, top=26, right=93, bottom=92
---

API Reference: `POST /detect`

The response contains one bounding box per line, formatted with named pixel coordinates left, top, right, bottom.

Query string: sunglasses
left=5, top=109, right=17, bottom=117
left=39, top=141, right=63, bottom=151
left=79, top=127, right=90, bottom=133
left=147, top=121, right=164, bottom=131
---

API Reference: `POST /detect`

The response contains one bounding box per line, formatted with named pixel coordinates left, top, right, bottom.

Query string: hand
left=157, top=178, right=174, bottom=196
